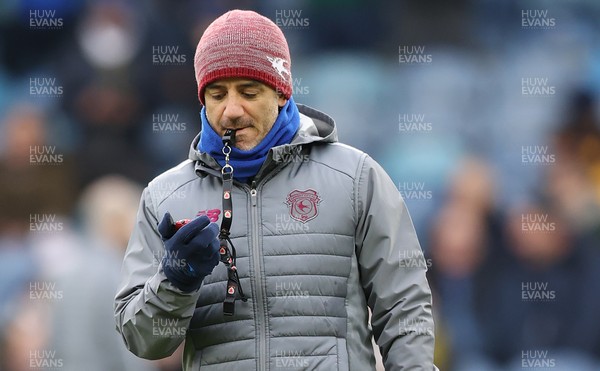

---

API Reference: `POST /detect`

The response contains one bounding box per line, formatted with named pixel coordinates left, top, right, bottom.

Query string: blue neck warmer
left=198, top=97, right=300, bottom=182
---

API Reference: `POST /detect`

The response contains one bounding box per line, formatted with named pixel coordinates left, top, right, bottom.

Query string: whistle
left=223, top=129, right=236, bottom=145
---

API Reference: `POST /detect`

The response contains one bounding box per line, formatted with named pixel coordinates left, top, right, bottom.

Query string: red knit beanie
left=194, top=10, right=292, bottom=105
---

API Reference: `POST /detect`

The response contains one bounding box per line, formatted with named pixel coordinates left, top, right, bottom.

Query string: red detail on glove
left=174, top=219, right=191, bottom=230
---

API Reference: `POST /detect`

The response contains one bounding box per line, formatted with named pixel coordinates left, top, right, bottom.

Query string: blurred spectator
left=0, top=248, right=37, bottom=371
left=45, top=175, right=162, bottom=371
left=76, top=2, right=143, bottom=71
left=427, top=157, right=501, bottom=370
left=554, top=91, right=600, bottom=199
left=1, top=290, right=50, bottom=371
left=71, top=78, right=154, bottom=187
left=544, top=158, right=600, bottom=238
left=552, top=91, right=600, bottom=238
left=475, top=202, right=600, bottom=370
left=0, top=103, right=76, bottom=238
left=0, top=175, right=183, bottom=370
left=429, top=201, right=486, bottom=370
left=48, top=1, right=156, bottom=188
left=445, top=157, right=496, bottom=214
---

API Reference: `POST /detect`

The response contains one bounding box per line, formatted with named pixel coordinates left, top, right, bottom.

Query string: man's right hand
left=158, top=212, right=221, bottom=292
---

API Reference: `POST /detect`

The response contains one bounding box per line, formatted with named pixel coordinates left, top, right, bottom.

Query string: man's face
left=204, top=78, right=287, bottom=151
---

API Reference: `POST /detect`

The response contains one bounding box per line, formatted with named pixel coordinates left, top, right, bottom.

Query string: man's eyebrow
left=205, top=80, right=263, bottom=90
left=205, top=82, right=225, bottom=90
left=237, top=81, right=262, bottom=89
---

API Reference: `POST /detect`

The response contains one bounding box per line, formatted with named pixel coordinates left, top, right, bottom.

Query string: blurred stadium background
left=1, top=0, right=600, bottom=370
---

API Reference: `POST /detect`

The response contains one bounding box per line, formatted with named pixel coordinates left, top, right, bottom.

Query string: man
left=115, top=9, right=437, bottom=370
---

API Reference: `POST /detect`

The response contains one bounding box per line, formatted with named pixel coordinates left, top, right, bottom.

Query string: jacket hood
left=188, top=103, right=337, bottom=174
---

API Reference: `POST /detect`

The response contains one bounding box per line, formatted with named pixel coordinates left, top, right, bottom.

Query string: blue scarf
left=198, top=97, right=300, bottom=182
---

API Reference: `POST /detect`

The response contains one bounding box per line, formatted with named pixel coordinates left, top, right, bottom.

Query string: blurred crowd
left=427, top=97, right=600, bottom=369
left=1, top=0, right=600, bottom=370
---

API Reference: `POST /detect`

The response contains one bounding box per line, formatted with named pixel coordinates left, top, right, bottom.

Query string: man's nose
left=222, top=94, right=244, bottom=121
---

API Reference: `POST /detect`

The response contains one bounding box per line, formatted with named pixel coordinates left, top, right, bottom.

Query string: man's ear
left=277, top=93, right=288, bottom=108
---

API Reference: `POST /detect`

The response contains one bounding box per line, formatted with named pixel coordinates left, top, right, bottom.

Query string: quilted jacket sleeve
left=114, top=187, right=201, bottom=360
left=355, top=155, right=438, bottom=370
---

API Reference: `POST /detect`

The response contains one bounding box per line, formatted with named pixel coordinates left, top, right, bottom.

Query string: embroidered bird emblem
left=297, top=201, right=310, bottom=212
left=267, top=56, right=291, bottom=81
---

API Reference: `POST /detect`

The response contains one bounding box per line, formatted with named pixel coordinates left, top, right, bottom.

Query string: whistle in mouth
left=223, top=129, right=236, bottom=145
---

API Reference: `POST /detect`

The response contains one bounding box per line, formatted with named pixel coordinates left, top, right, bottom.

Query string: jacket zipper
left=248, top=180, right=267, bottom=371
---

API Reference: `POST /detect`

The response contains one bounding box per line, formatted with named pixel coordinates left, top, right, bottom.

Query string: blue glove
left=158, top=212, right=220, bottom=292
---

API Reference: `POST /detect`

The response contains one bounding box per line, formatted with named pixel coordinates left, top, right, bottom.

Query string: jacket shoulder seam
left=147, top=161, right=198, bottom=208
left=306, top=158, right=354, bottom=180
left=156, top=177, right=199, bottom=209
left=307, top=142, right=365, bottom=177
left=354, top=153, right=369, bottom=226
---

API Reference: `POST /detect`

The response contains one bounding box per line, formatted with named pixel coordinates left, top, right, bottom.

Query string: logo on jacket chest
left=285, top=189, right=321, bottom=223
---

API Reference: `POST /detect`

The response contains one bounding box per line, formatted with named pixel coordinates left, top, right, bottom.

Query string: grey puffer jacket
left=115, top=104, right=438, bottom=370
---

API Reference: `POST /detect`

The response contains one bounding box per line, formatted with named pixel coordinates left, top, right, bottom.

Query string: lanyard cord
left=219, top=129, right=248, bottom=316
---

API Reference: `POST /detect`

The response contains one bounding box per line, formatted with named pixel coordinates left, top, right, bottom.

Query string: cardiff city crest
left=285, top=189, right=321, bottom=223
